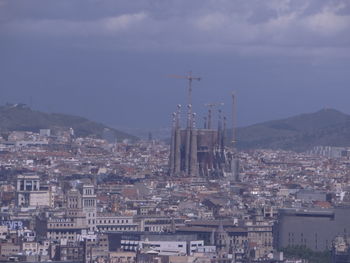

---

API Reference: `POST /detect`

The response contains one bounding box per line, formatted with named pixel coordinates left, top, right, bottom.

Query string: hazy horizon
left=1, top=0, right=350, bottom=129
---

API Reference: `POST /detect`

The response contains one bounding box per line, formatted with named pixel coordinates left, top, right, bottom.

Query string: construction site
left=168, top=72, right=239, bottom=179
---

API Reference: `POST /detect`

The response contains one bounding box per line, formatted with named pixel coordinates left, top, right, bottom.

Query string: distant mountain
left=0, top=104, right=137, bottom=141
left=232, top=108, right=350, bottom=152
left=113, top=127, right=172, bottom=140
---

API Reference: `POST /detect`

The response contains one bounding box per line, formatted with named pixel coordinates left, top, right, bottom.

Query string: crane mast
left=169, top=71, right=201, bottom=106
left=204, top=102, right=224, bottom=130
left=231, top=92, right=236, bottom=150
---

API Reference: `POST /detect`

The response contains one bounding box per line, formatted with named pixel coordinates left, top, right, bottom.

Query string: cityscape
left=1, top=81, right=350, bottom=263
left=2, top=1, right=350, bottom=263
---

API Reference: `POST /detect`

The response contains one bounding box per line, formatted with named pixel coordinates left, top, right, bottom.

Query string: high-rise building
left=275, top=207, right=350, bottom=251
left=82, top=184, right=97, bottom=231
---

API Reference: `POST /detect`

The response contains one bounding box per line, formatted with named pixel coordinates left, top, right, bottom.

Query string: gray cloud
left=1, top=0, right=350, bottom=56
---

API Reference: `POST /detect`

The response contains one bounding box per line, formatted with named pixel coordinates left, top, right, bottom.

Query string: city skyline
left=1, top=1, right=350, bottom=262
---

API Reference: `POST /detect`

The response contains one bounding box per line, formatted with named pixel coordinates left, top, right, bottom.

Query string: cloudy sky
left=1, top=0, right=350, bottom=129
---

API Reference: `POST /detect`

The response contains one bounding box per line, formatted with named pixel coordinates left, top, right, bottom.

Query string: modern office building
left=275, top=207, right=350, bottom=251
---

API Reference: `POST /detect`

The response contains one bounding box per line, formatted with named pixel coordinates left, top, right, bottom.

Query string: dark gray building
left=296, top=189, right=330, bottom=202
left=275, top=207, right=350, bottom=251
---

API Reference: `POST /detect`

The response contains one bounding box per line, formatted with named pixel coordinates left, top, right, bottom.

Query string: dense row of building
left=1, top=125, right=350, bottom=262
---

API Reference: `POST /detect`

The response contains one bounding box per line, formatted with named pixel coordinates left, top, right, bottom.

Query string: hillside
left=232, top=108, right=350, bottom=152
left=0, top=104, right=137, bottom=141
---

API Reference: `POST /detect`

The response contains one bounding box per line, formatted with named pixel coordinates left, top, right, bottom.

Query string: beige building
left=0, top=243, right=21, bottom=261
left=29, top=191, right=53, bottom=207
left=246, top=214, right=273, bottom=259
left=82, top=184, right=97, bottom=231
left=16, top=174, right=53, bottom=208
left=21, top=241, right=38, bottom=254
left=0, top=225, right=8, bottom=240
left=47, top=217, right=87, bottom=241
left=137, top=216, right=184, bottom=232
left=109, top=251, right=136, bottom=263
left=16, top=174, right=40, bottom=206
left=96, top=214, right=137, bottom=232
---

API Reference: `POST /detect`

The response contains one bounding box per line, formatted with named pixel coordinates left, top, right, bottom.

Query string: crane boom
left=169, top=71, right=201, bottom=106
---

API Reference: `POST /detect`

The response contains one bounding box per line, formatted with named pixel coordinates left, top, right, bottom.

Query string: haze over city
left=3, top=1, right=350, bottom=263
left=1, top=0, right=350, bottom=129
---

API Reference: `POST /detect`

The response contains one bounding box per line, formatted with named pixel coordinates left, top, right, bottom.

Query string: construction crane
left=231, top=92, right=236, bottom=149
left=204, top=102, right=224, bottom=129
left=169, top=71, right=201, bottom=106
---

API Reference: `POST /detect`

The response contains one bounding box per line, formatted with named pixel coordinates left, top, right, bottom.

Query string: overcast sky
left=1, top=0, right=350, bottom=129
